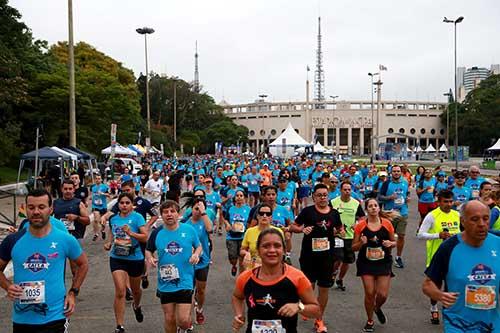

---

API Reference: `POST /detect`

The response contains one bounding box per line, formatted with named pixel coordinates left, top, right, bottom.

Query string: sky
left=10, top=0, right=500, bottom=105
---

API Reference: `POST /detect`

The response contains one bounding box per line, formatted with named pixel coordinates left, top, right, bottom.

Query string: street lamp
left=329, top=95, right=339, bottom=102
left=136, top=27, right=155, bottom=146
left=443, top=16, right=464, bottom=169
left=443, top=90, right=453, bottom=148
left=368, top=72, right=379, bottom=161
left=258, top=94, right=268, bottom=100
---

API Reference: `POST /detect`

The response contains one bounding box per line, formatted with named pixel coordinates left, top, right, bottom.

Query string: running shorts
left=226, top=239, right=242, bottom=261
left=391, top=215, right=408, bottom=235
left=109, top=257, right=144, bottom=277
left=297, top=186, right=311, bottom=199
left=92, top=208, right=107, bottom=215
left=194, top=266, right=210, bottom=282
left=299, top=256, right=334, bottom=288
left=156, top=289, right=193, bottom=304
left=13, top=319, right=68, bottom=333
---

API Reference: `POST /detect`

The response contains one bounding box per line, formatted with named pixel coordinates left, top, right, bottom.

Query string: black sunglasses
left=258, top=211, right=272, bottom=217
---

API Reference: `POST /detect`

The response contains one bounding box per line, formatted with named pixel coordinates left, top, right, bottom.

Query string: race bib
left=312, top=237, right=330, bottom=252
left=465, top=285, right=496, bottom=310
left=427, top=187, right=434, bottom=193
left=366, top=186, right=373, bottom=192
left=252, top=319, right=285, bottom=333
left=472, top=190, right=480, bottom=198
left=19, top=281, right=45, bottom=304
left=93, top=198, right=103, bottom=206
left=334, top=237, right=344, bottom=248
left=394, top=196, right=404, bottom=206
left=160, top=264, right=180, bottom=281
left=114, top=239, right=132, bottom=256
left=251, top=180, right=257, bottom=185
left=232, top=222, right=245, bottom=233
left=366, top=247, right=385, bottom=261
left=61, top=218, right=75, bottom=231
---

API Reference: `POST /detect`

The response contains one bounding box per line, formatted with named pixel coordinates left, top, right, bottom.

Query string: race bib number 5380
left=252, top=319, right=285, bottom=333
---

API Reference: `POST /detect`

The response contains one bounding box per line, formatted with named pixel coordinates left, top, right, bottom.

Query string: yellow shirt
left=241, top=225, right=284, bottom=259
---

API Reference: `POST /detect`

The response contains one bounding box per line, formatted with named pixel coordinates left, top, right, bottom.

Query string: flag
left=379, top=64, right=387, bottom=71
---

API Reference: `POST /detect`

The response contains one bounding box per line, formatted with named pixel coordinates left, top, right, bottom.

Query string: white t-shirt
left=144, top=178, right=163, bottom=204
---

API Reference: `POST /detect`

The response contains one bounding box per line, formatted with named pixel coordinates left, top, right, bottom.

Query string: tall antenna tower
left=194, top=41, right=200, bottom=93
left=314, top=16, right=325, bottom=107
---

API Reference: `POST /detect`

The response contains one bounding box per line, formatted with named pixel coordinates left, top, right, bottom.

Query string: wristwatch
left=297, top=300, right=305, bottom=313
left=69, top=287, right=80, bottom=296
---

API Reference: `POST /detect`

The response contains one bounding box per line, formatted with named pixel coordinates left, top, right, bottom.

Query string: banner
left=110, top=123, right=117, bottom=159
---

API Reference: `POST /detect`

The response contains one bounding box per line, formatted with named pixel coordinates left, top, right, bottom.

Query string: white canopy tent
left=439, top=144, right=448, bottom=152
left=269, top=123, right=312, bottom=157
left=415, top=146, right=423, bottom=152
left=425, top=144, right=436, bottom=152
left=487, top=139, right=500, bottom=151
left=313, top=141, right=326, bottom=152
left=101, top=144, right=138, bottom=156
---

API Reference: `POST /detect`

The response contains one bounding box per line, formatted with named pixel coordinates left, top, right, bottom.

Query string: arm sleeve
left=417, top=214, right=440, bottom=240
left=146, top=228, right=160, bottom=253
left=65, top=234, right=83, bottom=260
left=294, top=209, right=306, bottom=226
left=0, top=233, right=17, bottom=262
left=355, top=205, right=366, bottom=218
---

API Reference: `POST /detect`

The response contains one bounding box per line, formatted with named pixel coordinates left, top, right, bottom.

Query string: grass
left=0, top=166, right=25, bottom=185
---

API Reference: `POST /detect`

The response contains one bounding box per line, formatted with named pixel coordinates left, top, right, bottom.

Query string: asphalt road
left=0, top=197, right=443, bottom=333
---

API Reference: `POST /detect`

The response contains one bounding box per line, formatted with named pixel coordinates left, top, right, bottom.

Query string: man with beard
left=0, top=189, right=88, bottom=333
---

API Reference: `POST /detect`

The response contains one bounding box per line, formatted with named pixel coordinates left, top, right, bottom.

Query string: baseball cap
left=342, top=172, right=351, bottom=178
left=378, top=171, right=388, bottom=177
left=437, top=171, right=446, bottom=177
left=278, top=176, right=288, bottom=182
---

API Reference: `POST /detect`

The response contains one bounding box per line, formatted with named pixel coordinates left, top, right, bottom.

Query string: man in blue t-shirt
left=146, top=200, right=202, bottom=333
left=423, top=200, right=500, bottom=332
left=378, top=165, right=410, bottom=269
left=0, top=189, right=88, bottom=333
left=465, top=166, right=486, bottom=200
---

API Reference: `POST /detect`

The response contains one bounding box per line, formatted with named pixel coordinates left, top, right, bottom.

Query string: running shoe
left=92, top=234, right=98, bottom=242
left=430, top=310, right=440, bottom=325
left=125, top=288, right=133, bottom=301
left=362, top=320, right=374, bottom=332
left=141, top=276, right=149, bottom=289
left=394, top=257, right=405, bottom=268
left=314, top=319, right=328, bottom=333
left=132, top=303, right=144, bottom=323
left=231, top=265, right=237, bottom=277
left=335, top=279, right=346, bottom=291
left=101, top=230, right=106, bottom=240
left=114, top=325, right=125, bottom=333
left=374, top=308, right=386, bottom=324
left=195, top=307, right=205, bottom=325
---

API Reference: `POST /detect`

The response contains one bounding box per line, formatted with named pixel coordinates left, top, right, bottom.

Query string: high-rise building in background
left=457, top=64, right=499, bottom=102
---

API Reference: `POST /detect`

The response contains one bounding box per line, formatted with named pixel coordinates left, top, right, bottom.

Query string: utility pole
left=173, top=79, right=177, bottom=145
left=68, top=0, right=76, bottom=146
left=136, top=27, right=155, bottom=146
left=374, top=80, right=383, bottom=157
left=34, top=127, right=40, bottom=189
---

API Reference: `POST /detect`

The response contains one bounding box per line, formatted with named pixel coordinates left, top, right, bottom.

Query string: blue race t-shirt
left=91, top=183, right=109, bottom=210
left=205, top=191, right=221, bottom=214
left=425, top=234, right=500, bottom=332
left=419, top=179, right=437, bottom=203
left=465, top=177, right=486, bottom=199
left=246, top=174, right=262, bottom=193
left=226, top=204, right=251, bottom=241
left=109, top=211, right=146, bottom=261
left=277, top=188, right=295, bottom=211
left=271, top=205, right=292, bottom=228
left=0, top=227, right=82, bottom=325
left=146, top=223, right=200, bottom=293
left=452, top=186, right=472, bottom=208
left=381, top=179, right=410, bottom=217
left=185, top=218, right=212, bottom=270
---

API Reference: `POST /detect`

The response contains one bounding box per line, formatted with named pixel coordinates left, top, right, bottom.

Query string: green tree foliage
left=442, top=74, right=500, bottom=154
left=137, top=73, right=248, bottom=153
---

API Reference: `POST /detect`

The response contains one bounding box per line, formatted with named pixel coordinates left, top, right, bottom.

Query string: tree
left=442, top=74, right=500, bottom=154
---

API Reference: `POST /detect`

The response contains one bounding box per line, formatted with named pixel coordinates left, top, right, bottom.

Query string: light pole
left=443, top=90, right=452, bottom=148
left=443, top=16, right=464, bottom=169
left=329, top=95, right=338, bottom=103
left=68, top=0, right=76, bottom=146
left=136, top=27, right=155, bottom=146
left=173, top=78, right=177, bottom=146
left=368, top=72, right=379, bottom=161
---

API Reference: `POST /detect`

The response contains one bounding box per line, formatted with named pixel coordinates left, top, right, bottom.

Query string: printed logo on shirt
left=50, top=242, right=58, bottom=249
left=48, top=252, right=59, bottom=259
left=467, top=264, right=496, bottom=285
left=23, top=253, right=50, bottom=272
left=165, top=241, right=183, bottom=255
left=440, top=221, right=459, bottom=228
left=137, top=200, right=143, bottom=205
left=256, top=293, right=276, bottom=309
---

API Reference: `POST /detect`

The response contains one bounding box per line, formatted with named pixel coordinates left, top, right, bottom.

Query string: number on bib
left=465, top=285, right=496, bottom=310
left=160, top=264, right=180, bottom=281
left=19, top=281, right=45, bottom=304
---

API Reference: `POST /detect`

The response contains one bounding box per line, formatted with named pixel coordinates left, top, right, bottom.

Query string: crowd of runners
left=0, top=154, right=499, bottom=333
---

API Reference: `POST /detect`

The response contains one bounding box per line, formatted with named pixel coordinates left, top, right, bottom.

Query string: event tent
left=51, top=146, right=78, bottom=161
left=20, top=146, right=72, bottom=160
left=269, top=123, right=312, bottom=157
left=314, top=141, right=326, bottom=152
left=439, top=144, right=448, bottom=152
left=424, top=144, right=436, bottom=152
left=66, top=146, right=95, bottom=160
left=101, top=144, right=137, bottom=156
left=487, top=139, right=500, bottom=151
